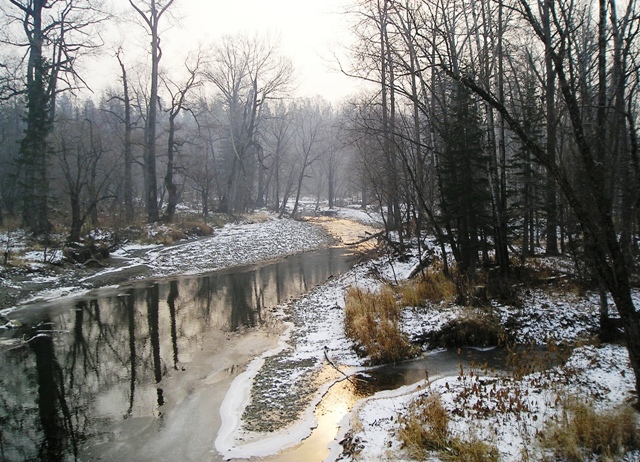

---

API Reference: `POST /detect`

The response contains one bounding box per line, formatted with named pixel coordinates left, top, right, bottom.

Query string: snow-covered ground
left=338, top=344, right=636, bottom=461
left=0, top=215, right=334, bottom=313
left=108, top=217, right=331, bottom=278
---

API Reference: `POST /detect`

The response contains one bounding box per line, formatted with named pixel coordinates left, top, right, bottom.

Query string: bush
left=431, top=308, right=507, bottom=348
left=178, top=221, right=214, bottom=236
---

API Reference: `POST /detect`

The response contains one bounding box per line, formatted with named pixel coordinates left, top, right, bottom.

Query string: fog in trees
left=1, top=0, right=640, bottom=395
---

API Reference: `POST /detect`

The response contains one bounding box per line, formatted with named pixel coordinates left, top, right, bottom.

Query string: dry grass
left=400, top=393, right=499, bottom=461
left=242, top=212, right=272, bottom=223
left=399, top=271, right=457, bottom=307
left=344, top=286, right=417, bottom=364
left=541, top=399, right=640, bottom=461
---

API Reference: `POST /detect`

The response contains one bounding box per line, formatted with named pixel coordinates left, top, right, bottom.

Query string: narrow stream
left=0, top=247, right=356, bottom=462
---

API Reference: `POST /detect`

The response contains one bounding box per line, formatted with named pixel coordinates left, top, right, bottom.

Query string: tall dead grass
left=399, top=393, right=499, bottom=461
left=541, top=398, right=640, bottom=461
left=344, top=286, right=417, bottom=364
left=399, top=271, right=456, bottom=307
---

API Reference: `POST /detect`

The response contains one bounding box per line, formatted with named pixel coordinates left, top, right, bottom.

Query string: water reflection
left=0, top=247, right=355, bottom=462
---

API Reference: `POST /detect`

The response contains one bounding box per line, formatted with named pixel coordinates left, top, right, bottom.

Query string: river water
left=0, top=247, right=357, bottom=462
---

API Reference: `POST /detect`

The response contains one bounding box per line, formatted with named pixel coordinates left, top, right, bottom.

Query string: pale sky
left=87, top=0, right=362, bottom=103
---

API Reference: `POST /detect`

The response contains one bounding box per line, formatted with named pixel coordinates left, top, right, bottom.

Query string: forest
left=1, top=0, right=640, bottom=396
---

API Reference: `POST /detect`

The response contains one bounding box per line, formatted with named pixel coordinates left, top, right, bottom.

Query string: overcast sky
left=87, top=0, right=362, bottom=103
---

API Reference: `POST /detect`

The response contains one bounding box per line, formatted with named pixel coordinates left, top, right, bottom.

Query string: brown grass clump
left=541, top=399, right=640, bottom=461
left=400, top=393, right=498, bottom=461
left=399, top=271, right=457, bottom=307
left=344, top=286, right=417, bottom=364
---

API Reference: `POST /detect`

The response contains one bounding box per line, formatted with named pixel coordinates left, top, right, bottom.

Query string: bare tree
left=205, top=34, right=293, bottom=214
left=262, top=102, right=295, bottom=214
left=289, top=99, right=330, bottom=218
left=0, top=0, right=107, bottom=236
left=115, top=49, right=136, bottom=223
left=161, top=50, right=203, bottom=222
left=128, top=0, right=176, bottom=223
left=51, top=98, right=114, bottom=242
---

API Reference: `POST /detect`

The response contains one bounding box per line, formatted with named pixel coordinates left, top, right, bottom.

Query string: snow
left=2, top=212, right=638, bottom=461
left=2, top=215, right=334, bottom=308
left=342, top=344, right=636, bottom=462
left=211, top=221, right=638, bottom=461
left=100, top=216, right=331, bottom=279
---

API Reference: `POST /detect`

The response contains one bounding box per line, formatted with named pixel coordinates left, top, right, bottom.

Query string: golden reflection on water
left=263, top=217, right=383, bottom=461
left=266, top=366, right=368, bottom=462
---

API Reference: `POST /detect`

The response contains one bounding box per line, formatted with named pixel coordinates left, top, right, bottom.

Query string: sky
left=87, top=0, right=363, bottom=103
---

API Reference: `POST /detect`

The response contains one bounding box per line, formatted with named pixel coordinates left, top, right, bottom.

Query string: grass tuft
left=399, top=271, right=457, bottom=307
left=344, top=286, right=417, bottom=364
left=400, top=393, right=499, bottom=461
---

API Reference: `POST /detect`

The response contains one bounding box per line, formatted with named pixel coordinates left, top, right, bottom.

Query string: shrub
left=178, top=221, right=214, bottom=236
left=344, top=286, right=417, bottom=364
left=431, top=308, right=507, bottom=348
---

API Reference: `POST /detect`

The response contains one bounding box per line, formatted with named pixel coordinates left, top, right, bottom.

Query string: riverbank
left=1, top=210, right=637, bottom=461
left=0, top=213, right=347, bottom=314
left=215, top=231, right=638, bottom=461
left=0, top=211, right=380, bottom=462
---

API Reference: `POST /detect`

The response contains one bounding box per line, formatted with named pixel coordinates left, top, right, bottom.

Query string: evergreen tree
left=438, top=83, right=492, bottom=276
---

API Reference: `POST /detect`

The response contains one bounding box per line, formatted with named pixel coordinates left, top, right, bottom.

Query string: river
left=0, top=247, right=357, bottom=462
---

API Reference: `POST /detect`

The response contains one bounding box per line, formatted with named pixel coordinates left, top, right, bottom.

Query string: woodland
left=1, top=0, right=640, bottom=398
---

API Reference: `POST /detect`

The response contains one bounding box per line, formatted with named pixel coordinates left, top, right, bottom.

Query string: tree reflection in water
left=0, top=247, right=356, bottom=461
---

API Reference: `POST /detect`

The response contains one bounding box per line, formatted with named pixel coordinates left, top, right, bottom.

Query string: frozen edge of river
left=215, top=323, right=346, bottom=459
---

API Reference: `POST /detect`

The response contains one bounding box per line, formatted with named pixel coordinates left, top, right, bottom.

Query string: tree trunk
left=544, top=0, right=558, bottom=255
left=163, top=115, right=179, bottom=222
left=117, top=52, right=135, bottom=223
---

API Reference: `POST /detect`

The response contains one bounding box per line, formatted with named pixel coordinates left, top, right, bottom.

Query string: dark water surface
left=0, top=247, right=357, bottom=462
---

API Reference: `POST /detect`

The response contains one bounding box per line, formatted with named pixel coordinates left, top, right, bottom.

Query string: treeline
left=0, top=1, right=358, bottom=239
left=344, top=0, right=640, bottom=392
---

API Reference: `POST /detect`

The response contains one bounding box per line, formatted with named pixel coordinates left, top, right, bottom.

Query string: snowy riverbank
left=0, top=214, right=338, bottom=314
left=1, top=209, right=637, bottom=461
left=214, top=232, right=638, bottom=461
